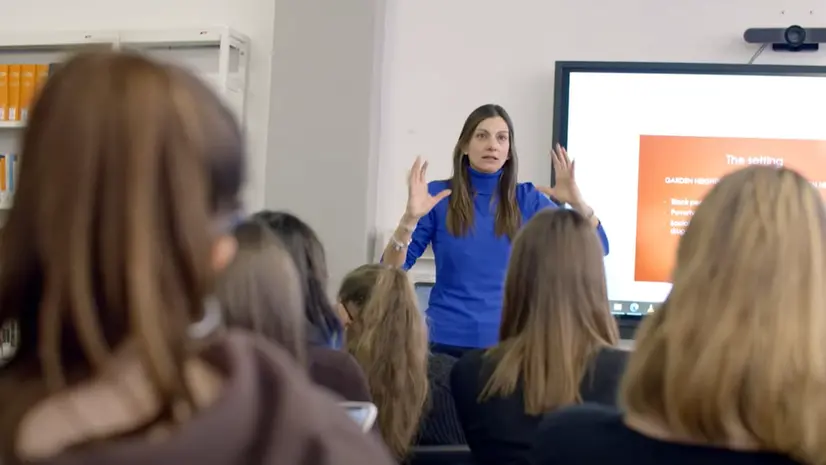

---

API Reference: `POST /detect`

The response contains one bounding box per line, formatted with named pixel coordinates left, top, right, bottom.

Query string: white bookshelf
left=117, top=27, right=249, bottom=125
left=0, top=121, right=23, bottom=130
left=0, top=31, right=119, bottom=50
left=0, top=27, right=249, bottom=212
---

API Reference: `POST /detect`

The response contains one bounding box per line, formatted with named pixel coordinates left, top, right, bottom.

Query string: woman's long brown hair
left=216, top=220, right=306, bottom=365
left=0, top=51, right=243, bottom=461
left=480, top=209, right=618, bottom=415
left=339, top=264, right=428, bottom=459
left=447, top=104, right=521, bottom=239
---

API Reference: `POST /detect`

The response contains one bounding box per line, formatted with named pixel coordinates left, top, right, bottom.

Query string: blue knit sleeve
left=402, top=210, right=436, bottom=271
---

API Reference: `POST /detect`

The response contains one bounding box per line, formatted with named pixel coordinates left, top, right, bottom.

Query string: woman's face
left=463, top=116, right=510, bottom=174
left=336, top=301, right=353, bottom=328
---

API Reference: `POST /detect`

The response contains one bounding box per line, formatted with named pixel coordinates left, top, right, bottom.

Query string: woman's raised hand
left=405, top=156, right=451, bottom=220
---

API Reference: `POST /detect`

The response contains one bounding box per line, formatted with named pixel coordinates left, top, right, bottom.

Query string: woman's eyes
left=475, top=133, right=509, bottom=141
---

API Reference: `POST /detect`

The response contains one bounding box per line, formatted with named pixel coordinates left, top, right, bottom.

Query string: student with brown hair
left=254, top=210, right=372, bottom=402
left=0, top=51, right=393, bottom=465
left=528, top=166, right=815, bottom=465
left=451, top=208, right=626, bottom=465
left=338, top=264, right=430, bottom=459
left=215, top=220, right=307, bottom=364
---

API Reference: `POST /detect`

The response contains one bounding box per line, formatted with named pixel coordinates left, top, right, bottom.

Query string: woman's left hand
left=537, top=144, right=584, bottom=207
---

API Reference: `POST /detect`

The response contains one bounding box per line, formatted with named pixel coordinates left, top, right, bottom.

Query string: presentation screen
left=552, top=61, right=826, bottom=319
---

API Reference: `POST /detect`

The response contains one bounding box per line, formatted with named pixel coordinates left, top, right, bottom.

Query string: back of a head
left=622, top=165, right=826, bottom=463
left=252, top=210, right=341, bottom=347
left=216, top=220, right=306, bottom=365
left=0, top=50, right=244, bottom=458
left=483, top=208, right=618, bottom=415
left=338, top=264, right=429, bottom=459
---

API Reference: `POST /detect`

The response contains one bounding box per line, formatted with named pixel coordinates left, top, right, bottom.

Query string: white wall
left=265, top=0, right=386, bottom=293
left=6, top=0, right=826, bottom=293
left=376, top=0, right=826, bottom=232
left=4, top=0, right=276, bottom=211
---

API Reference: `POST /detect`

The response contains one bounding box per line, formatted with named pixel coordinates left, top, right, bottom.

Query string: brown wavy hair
left=480, top=209, right=618, bottom=415
left=339, top=264, right=428, bottom=458
left=216, top=220, right=306, bottom=365
left=447, top=104, right=521, bottom=239
left=621, top=166, right=826, bottom=464
left=0, top=51, right=243, bottom=461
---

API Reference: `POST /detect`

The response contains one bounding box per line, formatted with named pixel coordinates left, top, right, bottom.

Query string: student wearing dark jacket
left=526, top=167, right=819, bottom=465
left=450, top=209, right=627, bottom=465
left=0, top=51, right=392, bottom=465
left=417, top=352, right=466, bottom=445
left=253, top=211, right=372, bottom=402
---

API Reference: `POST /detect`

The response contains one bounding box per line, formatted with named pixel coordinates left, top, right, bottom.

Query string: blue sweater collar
left=468, top=166, right=502, bottom=194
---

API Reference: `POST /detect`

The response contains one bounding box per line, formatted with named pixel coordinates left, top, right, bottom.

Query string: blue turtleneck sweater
left=403, top=168, right=609, bottom=348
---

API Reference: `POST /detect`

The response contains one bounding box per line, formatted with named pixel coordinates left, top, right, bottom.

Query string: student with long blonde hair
left=0, top=51, right=393, bottom=465
left=528, top=166, right=816, bottom=465
left=338, top=264, right=430, bottom=459
left=451, top=208, right=625, bottom=465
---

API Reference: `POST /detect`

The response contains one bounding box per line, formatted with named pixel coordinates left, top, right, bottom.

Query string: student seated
left=0, top=51, right=393, bottom=465
left=451, top=209, right=627, bottom=465
left=415, top=351, right=467, bottom=446
left=338, top=267, right=465, bottom=446
left=253, top=211, right=372, bottom=402
left=216, top=219, right=307, bottom=364
left=527, top=166, right=818, bottom=465
left=338, top=264, right=430, bottom=459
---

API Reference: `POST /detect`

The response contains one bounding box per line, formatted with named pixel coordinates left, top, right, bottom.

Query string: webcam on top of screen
left=744, top=25, right=826, bottom=52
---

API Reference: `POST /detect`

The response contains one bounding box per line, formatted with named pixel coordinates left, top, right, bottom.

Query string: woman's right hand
left=405, top=156, right=451, bottom=220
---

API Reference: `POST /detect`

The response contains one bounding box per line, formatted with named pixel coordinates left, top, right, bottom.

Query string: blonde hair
left=339, top=264, right=428, bottom=459
left=480, top=208, right=618, bottom=415
left=621, top=166, right=826, bottom=464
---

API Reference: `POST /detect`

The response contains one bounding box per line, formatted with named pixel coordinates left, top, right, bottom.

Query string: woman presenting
left=381, top=104, right=609, bottom=358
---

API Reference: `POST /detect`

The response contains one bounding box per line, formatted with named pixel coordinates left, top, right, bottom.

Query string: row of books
left=0, top=63, right=57, bottom=122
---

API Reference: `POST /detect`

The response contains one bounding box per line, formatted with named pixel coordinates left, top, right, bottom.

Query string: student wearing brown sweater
left=216, top=220, right=309, bottom=364
left=0, top=51, right=393, bottom=465
left=216, top=220, right=372, bottom=402
left=253, top=211, right=372, bottom=402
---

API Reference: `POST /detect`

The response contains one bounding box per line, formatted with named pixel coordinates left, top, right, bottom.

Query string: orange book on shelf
left=0, top=155, right=7, bottom=192
left=7, top=65, right=20, bottom=122
left=0, top=65, right=8, bottom=121
left=35, top=64, right=49, bottom=91
left=19, top=65, right=36, bottom=122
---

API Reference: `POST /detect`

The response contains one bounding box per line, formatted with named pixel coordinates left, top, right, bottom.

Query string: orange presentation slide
left=635, top=135, right=826, bottom=283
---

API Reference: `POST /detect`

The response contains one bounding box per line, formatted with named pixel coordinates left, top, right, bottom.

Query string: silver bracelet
left=390, top=235, right=411, bottom=251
